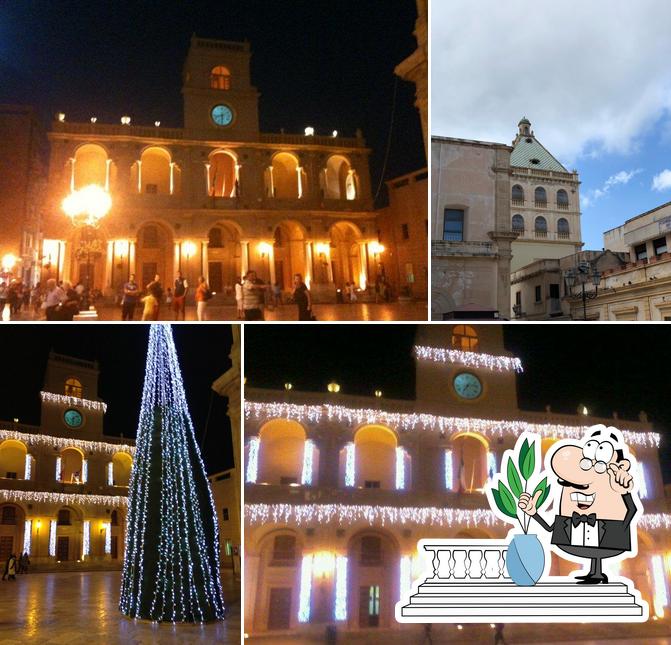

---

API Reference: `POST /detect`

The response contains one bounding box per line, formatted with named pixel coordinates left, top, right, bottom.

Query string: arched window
left=557, top=218, right=570, bottom=238
left=208, top=227, right=223, bottom=248
left=535, top=216, right=548, bottom=237
left=271, top=534, right=296, bottom=564
left=57, top=509, right=71, bottom=526
left=208, top=151, right=238, bottom=197
left=534, top=187, right=547, bottom=205
left=511, top=185, right=525, bottom=202
left=511, top=214, right=525, bottom=232
left=210, top=65, right=231, bottom=90
left=1, top=506, right=16, bottom=525
left=271, top=153, right=301, bottom=199
left=73, top=144, right=109, bottom=190
left=64, top=378, right=82, bottom=398
left=451, top=325, right=479, bottom=351
left=324, top=155, right=355, bottom=200
left=557, top=189, right=569, bottom=208
left=139, top=147, right=172, bottom=195
left=142, top=225, right=159, bottom=248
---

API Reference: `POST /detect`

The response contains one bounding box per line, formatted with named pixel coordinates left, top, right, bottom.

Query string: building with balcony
left=243, top=325, right=671, bottom=637
left=39, top=36, right=382, bottom=303
left=0, top=352, right=133, bottom=569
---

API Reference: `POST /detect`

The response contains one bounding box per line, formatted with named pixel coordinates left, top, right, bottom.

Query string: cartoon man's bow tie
left=572, top=511, right=597, bottom=528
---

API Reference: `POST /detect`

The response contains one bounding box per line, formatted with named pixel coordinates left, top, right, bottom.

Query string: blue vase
left=506, top=533, right=545, bottom=586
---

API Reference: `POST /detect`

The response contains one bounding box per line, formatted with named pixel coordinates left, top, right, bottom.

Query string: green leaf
left=538, top=481, right=551, bottom=509
left=497, top=482, right=519, bottom=519
left=521, top=440, right=536, bottom=480
left=518, top=438, right=530, bottom=476
left=506, top=457, right=523, bottom=498
left=531, top=476, right=547, bottom=508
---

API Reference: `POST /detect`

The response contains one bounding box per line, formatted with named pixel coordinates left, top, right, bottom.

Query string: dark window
left=142, top=226, right=159, bottom=248
left=280, top=476, right=298, bottom=485
left=557, top=218, right=570, bottom=237
left=443, top=209, right=464, bottom=242
left=360, top=536, right=382, bottom=565
left=512, top=185, right=524, bottom=202
left=57, top=509, right=71, bottom=526
left=272, top=535, right=296, bottom=564
left=1, top=506, right=16, bottom=525
left=534, top=216, right=547, bottom=236
left=145, top=184, right=157, bottom=194
left=535, top=285, right=542, bottom=302
left=512, top=214, right=524, bottom=232
left=209, top=227, right=223, bottom=248
left=534, top=187, right=547, bottom=205
left=364, top=480, right=380, bottom=489
left=550, top=283, right=560, bottom=299
left=515, top=291, right=521, bottom=307
left=635, top=244, right=648, bottom=261
left=401, top=224, right=409, bottom=240
left=111, top=510, right=118, bottom=526
left=653, top=237, right=668, bottom=256
left=222, top=508, right=229, bottom=522
left=5, top=472, right=16, bottom=479
left=557, top=189, right=569, bottom=207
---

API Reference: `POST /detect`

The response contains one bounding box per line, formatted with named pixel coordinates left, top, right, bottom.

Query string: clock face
left=64, top=408, right=83, bottom=428
left=211, top=104, right=233, bottom=126
left=453, top=372, right=482, bottom=400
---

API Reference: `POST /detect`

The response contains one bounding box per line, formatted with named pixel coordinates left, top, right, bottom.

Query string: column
left=169, top=162, right=175, bottom=195
left=241, top=241, right=249, bottom=276
left=268, top=245, right=276, bottom=285
left=129, top=241, right=136, bottom=277
left=325, top=247, right=334, bottom=283
left=201, top=240, right=209, bottom=282
left=105, top=159, right=112, bottom=192
left=304, top=241, right=313, bottom=287
left=268, top=165, right=275, bottom=197
left=205, top=163, right=211, bottom=195
left=69, top=158, right=76, bottom=192
left=296, top=166, right=304, bottom=199
left=103, top=241, right=113, bottom=290
left=174, top=242, right=180, bottom=278
left=136, top=160, right=142, bottom=193
left=234, top=163, right=241, bottom=196
left=359, top=243, right=368, bottom=290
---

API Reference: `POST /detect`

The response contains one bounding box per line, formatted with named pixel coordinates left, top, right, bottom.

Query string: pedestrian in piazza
left=292, top=273, right=313, bottom=321
left=141, top=288, right=159, bottom=321
left=1, top=554, right=16, bottom=581
left=18, top=552, right=29, bottom=574
left=121, top=273, right=140, bottom=321
left=43, top=278, right=66, bottom=320
left=173, top=270, right=188, bottom=320
left=242, top=270, right=266, bottom=321
left=195, top=275, right=211, bottom=321
left=234, top=277, right=244, bottom=320
left=0, top=281, right=7, bottom=316
left=145, top=274, right=163, bottom=321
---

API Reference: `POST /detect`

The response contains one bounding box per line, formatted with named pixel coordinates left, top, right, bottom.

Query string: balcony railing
left=511, top=198, right=525, bottom=207
left=422, top=541, right=510, bottom=581
left=557, top=231, right=570, bottom=239
left=535, top=230, right=548, bottom=238
left=535, top=200, right=547, bottom=208
left=557, top=202, right=569, bottom=210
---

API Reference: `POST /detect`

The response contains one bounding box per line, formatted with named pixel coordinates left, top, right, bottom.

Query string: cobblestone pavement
left=2, top=301, right=427, bottom=322
left=0, top=569, right=240, bottom=644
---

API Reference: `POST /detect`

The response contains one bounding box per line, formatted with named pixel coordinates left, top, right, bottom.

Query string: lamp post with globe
left=563, top=262, right=602, bottom=321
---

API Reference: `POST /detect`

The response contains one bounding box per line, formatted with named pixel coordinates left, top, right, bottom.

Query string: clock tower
left=182, top=35, right=260, bottom=140
left=40, top=352, right=106, bottom=440
left=414, top=325, right=520, bottom=415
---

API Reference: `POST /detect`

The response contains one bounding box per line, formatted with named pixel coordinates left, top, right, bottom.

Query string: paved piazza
left=2, top=301, right=427, bottom=322
left=0, top=570, right=240, bottom=644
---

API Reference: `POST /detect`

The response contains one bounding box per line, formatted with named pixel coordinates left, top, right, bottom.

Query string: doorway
left=359, top=585, right=380, bottom=628
left=267, top=587, right=292, bottom=629
left=142, top=263, right=157, bottom=290
left=208, top=262, right=223, bottom=293
left=57, top=536, right=69, bottom=561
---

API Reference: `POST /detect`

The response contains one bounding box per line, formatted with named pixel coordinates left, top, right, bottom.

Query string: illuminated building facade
left=40, top=36, right=381, bottom=302
left=0, top=353, right=133, bottom=569
left=244, top=325, right=671, bottom=636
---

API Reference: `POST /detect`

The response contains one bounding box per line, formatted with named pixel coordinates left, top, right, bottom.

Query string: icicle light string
left=0, top=489, right=127, bottom=506
left=413, top=345, right=523, bottom=372
left=0, top=428, right=135, bottom=456
left=244, top=402, right=660, bottom=447
left=40, top=391, right=107, bottom=412
left=244, top=503, right=671, bottom=532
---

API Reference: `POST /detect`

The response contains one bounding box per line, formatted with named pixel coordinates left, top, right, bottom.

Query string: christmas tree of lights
left=119, top=324, right=225, bottom=623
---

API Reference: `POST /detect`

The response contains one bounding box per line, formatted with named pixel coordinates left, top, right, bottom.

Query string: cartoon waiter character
left=518, top=425, right=640, bottom=585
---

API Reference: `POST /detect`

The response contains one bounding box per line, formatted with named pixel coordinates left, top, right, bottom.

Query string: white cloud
left=433, top=1, right=671, bottom=164
left=652, top=169, right=671, bottom=191
left=582, top=169, right=642, bottom=208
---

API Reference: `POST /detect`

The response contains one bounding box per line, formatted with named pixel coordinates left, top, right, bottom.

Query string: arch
left=60, top=447, right=84, bottom=483
left=271, top=152, right=301, bottom=199
left=112, top=452, right=132, bottom=487
left=452, top=433, right=488, bottom=492
left=454, top=527, right=494, bottom=539
left=451, top=324, right=479, bottom=351
left=65, top=377, right=83, bottom=398
left=511, top=214, right=525, bottom=232
left=258, top=419, right=307, bottom=485
left=511, top=184, right=525, bottom=202
left=208, top=150, right=238, bottom=197
left=207, top=221, right=242, bottom=292
left=329, top=221, right=364, bottom=289
left=324, top=155, right=356, bottom=200
left=138, top=146, right=172, bottom=195
left=354, top=424, right=397, bottom=490
left=273, top=220, right=307, bottom=290
left=135, top=220, right=174, bottom=291
left=534, top=216, right=548, bottom=234
left=210, top=65, right=231, bottom=90
left=556, top=189, right=569, bottom=207
left=534, top=186, right=547, bottom=204
left=0, top=503, right=26, bottom=561
left=0, top=440, right=28, bottom=479
left=73, top=143, right=109, bottom=189
left=54, top=505, right=82, bottom=562
left=557, top=217, right=570, bottom=237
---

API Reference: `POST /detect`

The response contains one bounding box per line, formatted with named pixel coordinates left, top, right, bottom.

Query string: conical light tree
left=120, top=324, right=225, bottom=622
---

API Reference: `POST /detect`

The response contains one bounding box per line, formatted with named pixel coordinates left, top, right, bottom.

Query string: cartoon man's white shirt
left=570, top=521, right=599, bottom=547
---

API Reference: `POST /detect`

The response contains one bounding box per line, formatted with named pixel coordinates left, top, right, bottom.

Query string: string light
left=23, top=520, right=31, bottom=555
left=637, top=461, right=648, bottom=499
left=414, top=345, right=523, bottom=373
left=49, top=520, right=56, bottom=556
left=0, top=428, right=135, bottom=456
left=0, top=490, right=127, bottom=506
left=103, top=521, right=111, bottom=555
left=487, top=451, right=497, bottom=480
left=651, top=555, right=668, bottom=618
left=244, top=402, right=660, bottom=447
left=40, top=391, right=107, bottom=412
left=301, top=440, right=314, bottom=486
left=298, top=554, right=313, bottom=622
left=83, top=520, right=90, bottom=557
left=119, top=324, right=225, bottom=623
left=246, top=437, right=259, bottom=484
left=55, top=457, right=61, bottom=481
left=444, top=449, right=453, bottom=490
left=334, top=555, right=348, bottom=620
left=395, top=447, right=405, bottom=490
left=24, top=454, right=31, bottom=480
left=82, top=459, right=88, bottom=484
left=107, top=462, right=114, bottom=486
left=345, top=442, right=355, bottom=487
left=400, top=555, right=412, bottom=601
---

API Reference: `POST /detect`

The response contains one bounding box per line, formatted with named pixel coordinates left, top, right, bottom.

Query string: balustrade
left=422, top=540, right=510, bottom=582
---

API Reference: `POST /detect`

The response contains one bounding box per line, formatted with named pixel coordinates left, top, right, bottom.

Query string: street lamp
left=563, top=262, right=602, bottom=321
left=62, top=184, right=112, bottom=307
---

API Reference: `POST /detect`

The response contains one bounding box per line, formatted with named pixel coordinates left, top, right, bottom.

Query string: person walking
left=173, top=271, right=188, bottom=321
left=2, top=554, right=17, bottom=581
left=234, top=277, right=244, bottom=320
left=60, top=281, right=81, bottom=321
left=0, top=281, right=7, bottom=318
left=195, top=275, right=211, bottom=321
left=121, top=274, right=140, bottom=321
left=19, top=552, right=29, bottom=574
left=31, top=283, right=42, bottom=316
left=292, top=273, right=312, bottom=321
left=141, top=288, right=159, bottom=321
left=242, top=270, right=266, bottom=321
left=43, top=279, right=65, bottom=320
left=146, top=274, right=163, bottom=320
left=494, top=623, right=507, bottom=645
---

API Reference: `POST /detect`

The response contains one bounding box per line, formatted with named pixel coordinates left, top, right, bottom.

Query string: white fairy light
left=24, top=454, right=31, bottom=480
left=487, top=451, right=497, bottom=480
left=0, top=490, right=127, bottom=507
left=103, top=521, right=111, bottom=555
left=82, top=459, right=88, bottom=484
left=246, top=437, right=259, bottom=483
left=334, top=555, right=348, bottom=620
left=345, top=442, right=355, bottom=487
left=637, top=461, right=648, bottom=499
left=55, top=457, right=61, bottom=481
left=400, top=555, right=412, bottom=601
left=395, top=446, right=405, bottom=490
left=652, top=554, right=668, bottom=618
left=23, top=520, right=32, bottom=555
left=301, top=440, right=314, bottom=486
left=40, top=391, right=107, bottom=412
left=444, top=449, right=453, bottom=490
left=82, top=520, right=90, bottom=557
left=298, top=554, right=313, bottom=623
left=107, top=462, right=114, bottom=486
left=49, top=520, right=57, bottom=556
left=244, top=402, right=660, bottom=447
left=0, top=428, right=135, bottom=456
left=414, top=345, right=523, bottom=373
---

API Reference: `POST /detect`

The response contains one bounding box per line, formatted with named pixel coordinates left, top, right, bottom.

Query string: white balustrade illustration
left=423, top=541, right=510, bottom=581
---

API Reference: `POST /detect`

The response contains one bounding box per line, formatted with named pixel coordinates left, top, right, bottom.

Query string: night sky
left=244, top=324, right=671, bottom=483
left=0, top=0, right=425, bottom=205
left=0, top=324, right=235, bottom=474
